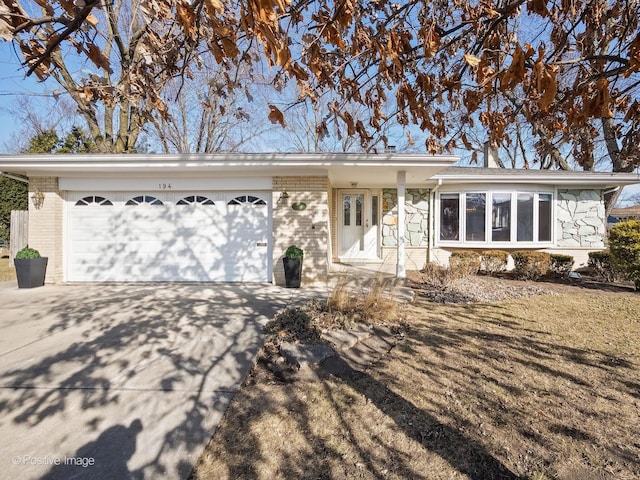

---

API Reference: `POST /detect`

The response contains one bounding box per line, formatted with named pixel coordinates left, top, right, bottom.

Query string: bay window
left=439, top=190, right=553, bottom=245
left=465, top=193, right=486, bottom=241
left=516, top=193, right=534, bottom=241
left=440, top=194, right=460, bottom=241
left=492, top=193, right=511, bottom=242
left=538, top=194, right=552, bottom=241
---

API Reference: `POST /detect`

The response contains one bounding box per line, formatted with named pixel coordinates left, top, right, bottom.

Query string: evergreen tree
left=0, top=177, right=28, bottom=243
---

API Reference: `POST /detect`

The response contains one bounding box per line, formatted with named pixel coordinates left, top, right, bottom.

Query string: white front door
left=339, top=190, right=379, bottom=260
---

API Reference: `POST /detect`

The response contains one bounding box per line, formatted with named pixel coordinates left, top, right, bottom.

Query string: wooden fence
left=9, top=210, right=28, bottom=267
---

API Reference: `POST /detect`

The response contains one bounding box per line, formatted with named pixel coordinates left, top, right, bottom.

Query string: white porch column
left=396, top=170, right=406, bottom=278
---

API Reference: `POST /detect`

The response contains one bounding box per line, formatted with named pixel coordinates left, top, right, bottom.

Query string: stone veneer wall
left=28, top=176, right=64, bottom=283
left=272, top=176, right=330, bottom=285
left=381, top=189, right=430, bottom=247
left=556, top=189, right=605, bottom=248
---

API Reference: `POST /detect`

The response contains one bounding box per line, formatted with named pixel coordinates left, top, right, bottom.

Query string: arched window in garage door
left=125, top=195, right=164, bottom=206
left=227, top=195, right=266, bottom=206
left=177, top=195, right=215, bottom=205
left=75, top=195, right=114, bottom=206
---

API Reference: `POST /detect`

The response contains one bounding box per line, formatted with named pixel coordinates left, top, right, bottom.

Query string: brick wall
left=330, top=187, right=338, bottom=261
left=327, top=186, right=335, bottom=262
left=28, top=177, right=63, bottom=283
left=381, top=246, right=428, bottom=271
left=272, top=176, right=330, bottom=285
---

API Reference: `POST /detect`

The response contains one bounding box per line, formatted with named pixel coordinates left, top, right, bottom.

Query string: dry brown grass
left=0, top=255, right=16, bottom=282
left=418, top=261, right=482, bottom=290
left=191, top=286, right=640, bottom=480
left=264, top=280, right=403, bottom=347
left=325, top=278, right=401, bottom=325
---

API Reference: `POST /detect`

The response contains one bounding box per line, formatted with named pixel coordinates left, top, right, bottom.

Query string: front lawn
left=0, top=255, right=16, bottom=282
left=192, top=282, right=640, bottom=480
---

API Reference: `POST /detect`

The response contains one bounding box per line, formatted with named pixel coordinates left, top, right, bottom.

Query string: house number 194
left=159, top=183, right=172, bottom=190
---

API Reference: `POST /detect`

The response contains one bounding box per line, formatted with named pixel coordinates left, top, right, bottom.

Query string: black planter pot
left=283, top=257, right=302, bottom=288
left=14, top=257, right=48, bottom=288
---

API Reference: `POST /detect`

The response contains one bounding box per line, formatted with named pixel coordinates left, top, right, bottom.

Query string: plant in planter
left=283, top=245, right=303, bottom=288
left=14, top=246, right=48, bottom=288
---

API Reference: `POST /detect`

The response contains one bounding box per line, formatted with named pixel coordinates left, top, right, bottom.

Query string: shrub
left=588, top=250, right=619, bottom=282
left=549, top=254, right=574, bottom=278
left=481, top=250, right=509, bottom=275
left=325, top=278, right=400, bottom=325
left=265, top=304, right=320, bottom=344
left=420, top=262, right=457, bottom=288
left=15, top=246, right=41, bottom=260
left=511, top=251, right=551, bottom=280
left=285, top=245, right=304, bottom=259
left=449, top=250, right=481, bottom=277
left=609, top=220, right=640, bottom=290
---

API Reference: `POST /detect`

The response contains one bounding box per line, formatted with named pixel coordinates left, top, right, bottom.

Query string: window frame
left=439, top=193, right=461, bottom=241
left=74, top=195, right=114, bottom=206
left=125, top=195, right=164, bottom=206
left=436, top=187, right=555, bottom=248
left=227, top=195, right=267, bottom=206
left=176, top=195, right=215, bottom=206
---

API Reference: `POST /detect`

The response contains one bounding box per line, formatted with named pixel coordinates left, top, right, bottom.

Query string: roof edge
left=0, top=152, right=459, bottom=165
left=432, top=166, right=640, bottom=186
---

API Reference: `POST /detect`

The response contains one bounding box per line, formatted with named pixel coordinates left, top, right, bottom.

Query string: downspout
left=0, top=172, right=29, bottom=183
left=427, top=178, right=443, bottom=264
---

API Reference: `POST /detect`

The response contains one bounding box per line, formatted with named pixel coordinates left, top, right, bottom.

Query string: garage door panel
left=70, top=255, right=121, bottom=267
left=71, top=265, right=121, bottom=282
left=69, top=261, right=120, bottom=281
left=70, top=217, right=116, bottom=232
left=68, top=191, right=271, bottom=282
left=122, top=230, right=175, bottom=243
left=121, top=264, right=166, bottom=281
left=70, top=229, right=115, bottom=242
left=71, top=242, right=118, bottom=255
left=120, top=245, right=167, bottom=263
left=222, top=262, right=267, bottom=282
left=179, top=239, right=227, bottom=256
left=70, top=227, right=114, bottom=240
left=174, top=263, right=226, bottom=282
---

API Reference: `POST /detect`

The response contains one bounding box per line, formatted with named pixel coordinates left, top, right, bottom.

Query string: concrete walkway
left=0, top=281, right=296, bottom=479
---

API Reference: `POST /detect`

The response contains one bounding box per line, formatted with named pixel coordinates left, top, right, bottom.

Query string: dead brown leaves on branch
left=1, top=0, right=639, bottom=168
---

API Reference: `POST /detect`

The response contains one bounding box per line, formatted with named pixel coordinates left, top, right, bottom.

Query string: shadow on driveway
left=0, top=283, right=293, bottom=479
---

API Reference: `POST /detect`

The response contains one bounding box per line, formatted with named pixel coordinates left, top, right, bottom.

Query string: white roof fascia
left=0, top=153, right=459, bottom=187
left=432, top=171, right=640, bottom=187
left=0, top=152, right=456, bottom=171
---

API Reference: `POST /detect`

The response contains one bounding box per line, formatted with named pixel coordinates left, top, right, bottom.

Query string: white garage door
left=67, top=192, right=271, bottom=282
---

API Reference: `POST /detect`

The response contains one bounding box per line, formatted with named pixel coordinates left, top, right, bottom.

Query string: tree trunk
left=602, top=117, right=632, bottom=173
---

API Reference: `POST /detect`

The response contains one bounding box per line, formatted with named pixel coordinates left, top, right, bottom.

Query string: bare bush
left=512, top=251, right=551, bottom=281
left=449, top=251, right=481, bottom=277
left=481, top=250, right=509, bottom=275
left=326, top=279, right=401, bottom=325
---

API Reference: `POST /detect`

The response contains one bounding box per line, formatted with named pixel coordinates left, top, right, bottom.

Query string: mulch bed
left=407, top=270, right=638, bottom=304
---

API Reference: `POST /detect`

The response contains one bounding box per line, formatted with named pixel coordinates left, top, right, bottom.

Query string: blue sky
left=0, top=36, right=638, bottom=203
left=0, top=42, right=58, bottom=150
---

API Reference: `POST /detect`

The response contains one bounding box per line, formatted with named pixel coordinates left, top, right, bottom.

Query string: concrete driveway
left=0, top=281, right=297, bottom=479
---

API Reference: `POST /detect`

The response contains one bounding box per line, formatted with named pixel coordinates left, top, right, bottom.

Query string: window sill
left=436, top=242, right=555, bottom=249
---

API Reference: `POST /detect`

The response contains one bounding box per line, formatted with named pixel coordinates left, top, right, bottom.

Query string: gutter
left=0, top=152, right=461, bottom=164
left=0, top=172, right=28, bottom=183
left=427, top=178, right=443, bottom=264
